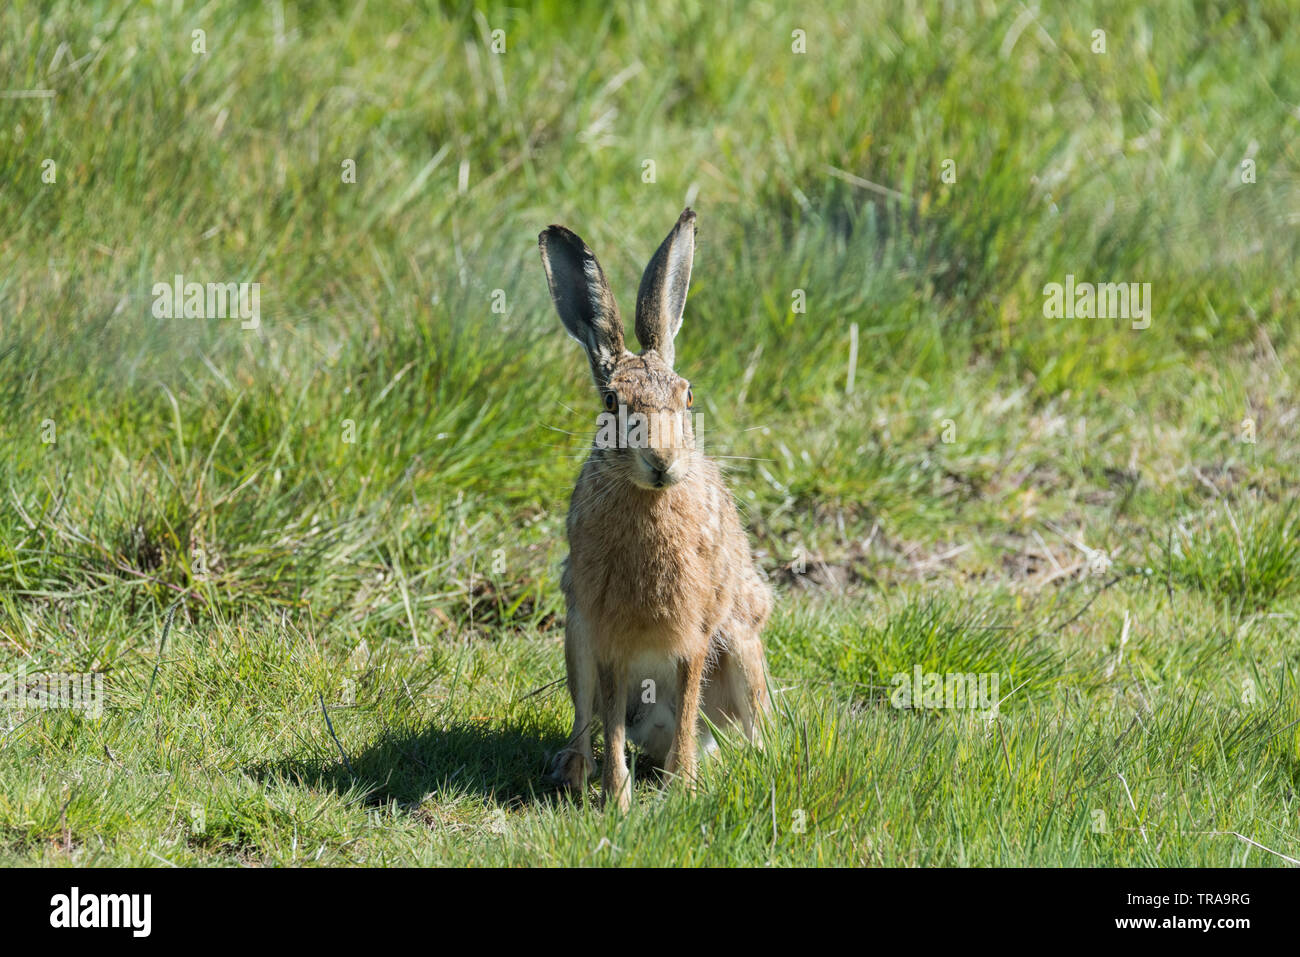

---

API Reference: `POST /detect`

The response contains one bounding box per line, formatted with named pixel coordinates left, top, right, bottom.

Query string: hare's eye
left=602, top=392, right=618, bottom=413
left=686, top=388, right=694, bottom=409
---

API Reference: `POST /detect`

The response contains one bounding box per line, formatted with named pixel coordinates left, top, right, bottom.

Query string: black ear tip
left=540, top=224, right=589, bottom=254
left=678, top=207, right=696, bottom=224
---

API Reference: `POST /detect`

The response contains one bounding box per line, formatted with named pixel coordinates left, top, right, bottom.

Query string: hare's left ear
left=635, top=208, right=696, bottom=367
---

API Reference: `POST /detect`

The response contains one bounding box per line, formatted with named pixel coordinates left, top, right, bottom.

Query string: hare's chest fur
left=567, top=471, right=730, bottom=659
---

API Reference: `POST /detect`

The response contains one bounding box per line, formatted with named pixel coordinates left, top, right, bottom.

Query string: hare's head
left=540, top=209, right=700, bottom=491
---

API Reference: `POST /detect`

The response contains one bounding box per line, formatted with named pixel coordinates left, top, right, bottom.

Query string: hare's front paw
left=549, top=748, right=594, bottom=791
left=603, top=771, right=632, bottom=813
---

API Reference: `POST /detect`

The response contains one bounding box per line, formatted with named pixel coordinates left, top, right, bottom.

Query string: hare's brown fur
left=540, top=209, right=771, bottom=811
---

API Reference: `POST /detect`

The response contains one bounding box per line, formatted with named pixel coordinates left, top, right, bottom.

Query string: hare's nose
left=637, top=449, right=675, bottom=487
left=640, top=449, right=670, bottom=471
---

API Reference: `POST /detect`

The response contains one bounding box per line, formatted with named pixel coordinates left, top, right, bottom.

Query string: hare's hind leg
left=703, top=626, right=770, bottom=745
left=549, top=604, right=597, bottom=791
left=731, top=627, right=771, bottom=745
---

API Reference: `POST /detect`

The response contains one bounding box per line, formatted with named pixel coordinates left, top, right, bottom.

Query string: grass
left=1159, top=501, right=1300, bottom=610
left=0, top=0, right=1298, bottom=866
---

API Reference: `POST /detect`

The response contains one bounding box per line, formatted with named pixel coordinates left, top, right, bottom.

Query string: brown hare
left=539, top=208, right=772, bottom=812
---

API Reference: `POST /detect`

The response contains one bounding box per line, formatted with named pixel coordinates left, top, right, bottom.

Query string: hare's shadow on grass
left=252, top=714, right=581, bottom=811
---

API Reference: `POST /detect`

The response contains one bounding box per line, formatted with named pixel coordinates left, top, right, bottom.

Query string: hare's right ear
left=539, top=225, right=625, bottom=390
